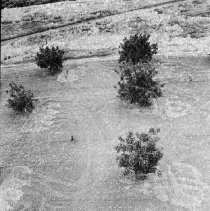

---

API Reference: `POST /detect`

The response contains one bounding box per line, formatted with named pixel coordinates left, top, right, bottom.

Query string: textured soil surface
left=1, top=0, right=210, bottom=210
left=0, top=55, right=210, bottom=210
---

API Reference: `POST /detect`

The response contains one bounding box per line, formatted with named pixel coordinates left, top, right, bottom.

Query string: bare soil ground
left=0, top=0, right=210, bottom=210
left=0, top=55, right=210, bottom=210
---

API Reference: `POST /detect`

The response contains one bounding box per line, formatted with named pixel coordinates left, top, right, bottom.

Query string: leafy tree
left=119, top=33, right=157, bottom=64
left=35, top=46, right=64, bottom=74
left=115, top=62, right=163, bottom=107
left=115, top=128, right=163, bottom=180
left=6, top=82, right=37, bottom=113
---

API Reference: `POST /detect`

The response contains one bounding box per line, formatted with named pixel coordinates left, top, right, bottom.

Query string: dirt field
left=1, top=0, right=210, bottom=210
left=0, top=55, right=210, bottom=210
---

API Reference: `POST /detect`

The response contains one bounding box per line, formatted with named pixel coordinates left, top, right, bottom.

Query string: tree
left=119, top=33, right=157, bottom=64
left=115, top=62, right=163, bottom=107
left=115, top=128, right=163, bottom=180
left=35, top=46, right=64, bottom=74
left=6, top=82, right=37, bottom=113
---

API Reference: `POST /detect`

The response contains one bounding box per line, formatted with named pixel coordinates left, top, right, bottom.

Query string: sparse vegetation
left=1, top=0, right=71, bottom=9
left=116, top=62, right=163, bottom=107
left=35, top=46, right=64, bottom=74
left=115, top=128, right=163, bottom=180
left=119, top=34, right=158, bottom=64
left=6, top=82, right=37, bottom=113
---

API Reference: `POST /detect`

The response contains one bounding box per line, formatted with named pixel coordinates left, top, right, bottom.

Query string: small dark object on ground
left=115, top=128, right=163, bottom=180
left=71, top=135, right=74, bottom=142
left=188, top=75, right=193, bottom=83
left=6, top=82, right=38, bottom=113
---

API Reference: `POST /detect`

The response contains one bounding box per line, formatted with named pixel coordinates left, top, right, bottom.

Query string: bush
left=116, top=62, right=163, bottom=107
left=6, top=82, right=37, bottom=113
left=119, top=33, right=158, bottom=64
left=35, top=46, right=64, bottom=74
left=115, top=128, right=163, bottom=180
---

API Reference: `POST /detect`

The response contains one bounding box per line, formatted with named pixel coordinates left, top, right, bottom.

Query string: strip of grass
left=1, top=0, right=74, bottom=9
left=1, top=0, right=182, bottom=41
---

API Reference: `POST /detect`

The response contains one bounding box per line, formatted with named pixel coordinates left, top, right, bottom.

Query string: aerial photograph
left=0, top=0, right=210, bottom=210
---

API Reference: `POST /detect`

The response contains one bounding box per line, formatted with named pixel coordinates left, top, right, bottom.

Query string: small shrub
left=119, top=33, right=158, bottom=64
left=6, top=82, right=37, bottom=113
left=115, top=128, right=163, bottom=180
left=35, top=46, right=64, bottom=74
left=116, top=62, right=163, bottom=107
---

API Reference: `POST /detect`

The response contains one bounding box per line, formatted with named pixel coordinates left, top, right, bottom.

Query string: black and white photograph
left=0, top=0, right=210, bottom=210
